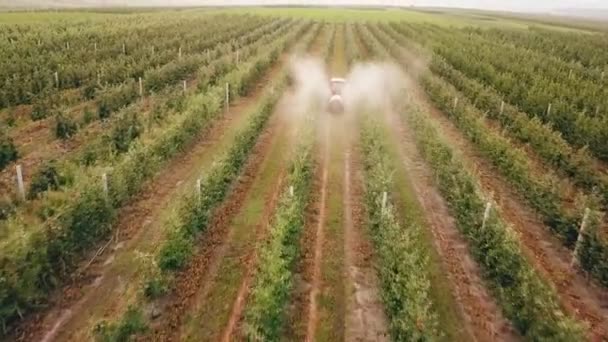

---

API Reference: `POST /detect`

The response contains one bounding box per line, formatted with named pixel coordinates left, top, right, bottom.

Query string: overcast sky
left=412, top=0, right=608, bottom=11
left=185, top=0, right=608, bottom=12
left=4, top=0, right=608, bottom=13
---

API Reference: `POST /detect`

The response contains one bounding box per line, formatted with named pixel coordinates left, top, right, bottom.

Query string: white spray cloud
left=342, top=62, right=406, bottom=114
left=287, top=55, right=332, bottom=117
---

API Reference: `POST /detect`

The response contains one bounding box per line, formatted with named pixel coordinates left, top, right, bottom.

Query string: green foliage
left=109, top=112, right=142, bottom=154
left=30, top=92, right=60, bottom=121
left=244, top=124, right=314, bottom=341
left=0, top=14, right=270, bottom=110
left=54, top=112, right=78, bottom=139
left=360, top=118, right=440, bottom=341
left=425, top=54, right=608, bottom=209
left=578, top=212, right=608, bottom=287
left=27, top=160, right=65, bottom=199
left=0, top=199, right=15, bottom=221
left=158, top=229, right=193, bottom=271
left=404, top=105, right=585, bottom=340
left=0, top=18, right=311, bottom=336
left=375, top=22, right=608, bottom=290
left=96, top=81, right=138, bottom=120
left=0, top=133, right=18, bottom=171
left=361, top=21, right=585, bottom=339
left=93, top=306, right=147, bottom=342
left=82, top=107, right=96, bottom=124
left=401, top=22, right=608, bottom=162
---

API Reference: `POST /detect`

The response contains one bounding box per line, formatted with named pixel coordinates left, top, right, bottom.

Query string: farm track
left=305, top=26, right=349, bottom=342
left=385, top=104, right=519, bottom=341
left=12, top=51, right=289, bottom=342
left=404, top=68, right=608, bottom=340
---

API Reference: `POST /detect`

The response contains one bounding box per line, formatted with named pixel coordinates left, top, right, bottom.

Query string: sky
left=166, top=0, right=608, bottom=12
left=412, top=0, right=608, bottom=11
left=4, top=0, right=608, bottom=12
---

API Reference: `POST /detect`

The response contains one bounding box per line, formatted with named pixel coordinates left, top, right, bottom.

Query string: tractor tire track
left=305, top=123, right=330, bottom=342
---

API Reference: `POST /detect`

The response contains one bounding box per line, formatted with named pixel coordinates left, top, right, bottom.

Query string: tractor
left=328, top=77, right=346, bottom=114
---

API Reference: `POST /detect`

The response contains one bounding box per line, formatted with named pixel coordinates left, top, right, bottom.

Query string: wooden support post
left=289, top=185, right=294, bottom=197
left=183, top=80, right=187, bottom=93
left=94, top=42, right=97, bottom=53
left=499, top=101, right=505, bottom=115
left=102, top=173, right=109, bottom=201
left=453, top=97, right=459, bottom=110
left=66, top=41, right=70, bottom=50
left=54, top=71, right=59, bottom=88
left=481, top=201, right=492, bottom=230
left=178, top=47, right=182, bottom=59
left=151, top=46, right=155, bottom=54
left=381, top=191, right=388, bottom=213
left=547, top=103, right=552, bottom=116
left=225, top=83, right=230, bottom=112
left=571, top=208, right=591, bottom=268
left=196, top=178, right=201, bottom=198
left=122, top=42, right=126, bottom=55
left=138, top=77, right=143, bottom=96
left=16, top=165, right=25, bottom=201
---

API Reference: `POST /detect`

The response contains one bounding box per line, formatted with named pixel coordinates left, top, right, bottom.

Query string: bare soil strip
left=13, top=57, right=287, bottom=342
left=305, top=123, right=331, bottom=342
left=408, top=77, right=608, bottom=340
left=343, top=140, right=390, bottom=341
left=385, top=104, right=519, bottom=341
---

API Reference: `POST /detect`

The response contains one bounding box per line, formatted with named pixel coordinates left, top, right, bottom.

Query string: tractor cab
left=328, top=77, right=346, bottom=114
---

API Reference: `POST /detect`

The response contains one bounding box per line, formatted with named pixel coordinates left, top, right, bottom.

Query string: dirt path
left=12, top=55, right=287, bottom=342
left=343, top=140, right=390, bottom=341
left=305, top=122, right=330, bottom=342
left=408, top=75, right=608, bottom=340
left=385, top=102, right=519, bottom=341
